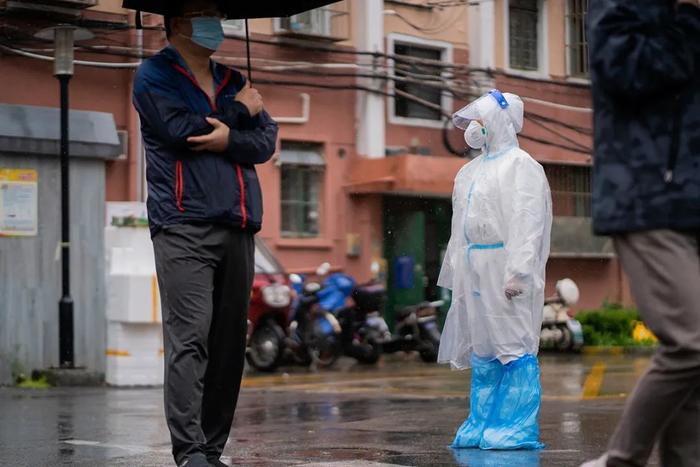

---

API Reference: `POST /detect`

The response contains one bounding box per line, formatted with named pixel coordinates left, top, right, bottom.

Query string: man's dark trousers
left=153, top=223, right=254, bottom=466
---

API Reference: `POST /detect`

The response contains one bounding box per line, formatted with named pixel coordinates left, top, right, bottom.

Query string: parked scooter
left=246, top=238, right=293, bottom=372
left=383, top=300, right=444, bottom=362
left=540, top=278, right=584, bottom=351
left=284, top=271, right=343, bottom=369
left=316, top=273, right=391, bottom=365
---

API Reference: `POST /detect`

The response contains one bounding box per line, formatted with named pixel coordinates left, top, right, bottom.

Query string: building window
left=567, top=0, right=589, bottom=77
left=388, top=35, right=453, bottom=127
left=545, top=164, right=592, bottom=217
left=280, top=143, right=325, bottom=238
left=276, top=8, right=331, bottom=37
left=509, top=0, right=539, bottom=71
left=394, top=43, right=443, bottom=121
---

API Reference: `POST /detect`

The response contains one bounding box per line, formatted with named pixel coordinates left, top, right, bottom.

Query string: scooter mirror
left=289, top=273, right=303, bottom=284
left=316, top=262, right=331, bottom=276
left=556, top=278, right=580, bottom=306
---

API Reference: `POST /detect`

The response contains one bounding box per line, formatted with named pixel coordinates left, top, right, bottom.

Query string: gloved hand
left=504, top=278, right=525, bottom=300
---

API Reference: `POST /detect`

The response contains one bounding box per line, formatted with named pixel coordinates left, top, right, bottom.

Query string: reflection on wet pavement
left=0, top=353, right=655, bottom=466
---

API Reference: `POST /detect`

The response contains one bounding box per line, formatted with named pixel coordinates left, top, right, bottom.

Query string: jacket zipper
left=175, top=160, right=185, bottom=212
left=665, top=91, right=686, bottom=183
left=236, top=166, right=248, bottom=228
left=172, top=64, right=248, bottom=227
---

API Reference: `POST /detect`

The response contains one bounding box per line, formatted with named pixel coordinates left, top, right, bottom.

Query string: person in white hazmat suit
left=438, top=89, right=552, bottom=450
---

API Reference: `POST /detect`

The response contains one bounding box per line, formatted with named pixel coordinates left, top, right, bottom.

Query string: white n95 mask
left=464, top=120, right=487, bottom=149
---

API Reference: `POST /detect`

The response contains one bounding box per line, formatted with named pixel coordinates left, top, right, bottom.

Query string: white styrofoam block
left=105, top=224, right=163, bottom=323
left=107, top=322, right=162, bottom=353
left=106, top=355, right=164, bottom=387
left=106, top=228, right=155, bottom=264
left=105, top=226, right=156, bottom=275
left=105, top=322, right=164, bottom=387
left=107, top=273, right=162, bottom=323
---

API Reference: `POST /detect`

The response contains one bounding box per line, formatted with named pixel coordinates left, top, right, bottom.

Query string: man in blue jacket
left=132, top=1, right=277, bottom=466
left=583, top=1, right=699, bottom=466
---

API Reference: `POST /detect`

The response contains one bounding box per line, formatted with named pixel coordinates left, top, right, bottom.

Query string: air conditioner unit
left=276, top=9, right=333, bottom=40
left=5, top=0, right=97, bottom=17
left=117, top=130, right=128, bottom=161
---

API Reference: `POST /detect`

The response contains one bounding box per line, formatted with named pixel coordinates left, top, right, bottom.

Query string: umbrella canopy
left=122, top=0, right=341, bottom=82
left=122, top=0, right=339, bottom=19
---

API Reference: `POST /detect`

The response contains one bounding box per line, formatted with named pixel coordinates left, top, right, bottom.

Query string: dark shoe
left=207, top=459, right=229, bottom=467
left=180, top=453, right=210, bottom=467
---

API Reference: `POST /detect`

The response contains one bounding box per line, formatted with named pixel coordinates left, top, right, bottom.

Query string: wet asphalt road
left=0, top=353, right=655, bottom=467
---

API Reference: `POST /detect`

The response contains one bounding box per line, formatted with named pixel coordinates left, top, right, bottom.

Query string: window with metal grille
left=509, top=0, right=539, bottom=71
left=544, top=164, right=592, bottom=217
left=567, top=0, right=589, bottom=77
left=394, top=43, right=444, bottom=121
left=280, top=143, right=324, bottom=238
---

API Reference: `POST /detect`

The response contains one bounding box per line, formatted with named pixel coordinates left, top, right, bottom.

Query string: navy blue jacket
left=588, top=0, right=700, bottom=235
left=133, top=46, right=278, bottom=237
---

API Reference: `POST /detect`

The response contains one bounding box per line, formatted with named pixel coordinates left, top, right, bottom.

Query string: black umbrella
left=122, top=0, right=341, bottom=82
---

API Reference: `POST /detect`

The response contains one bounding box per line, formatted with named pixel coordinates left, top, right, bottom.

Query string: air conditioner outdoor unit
left=117, top=130, right=129, bottom=161
left=277, top=9, right=333, bottom=39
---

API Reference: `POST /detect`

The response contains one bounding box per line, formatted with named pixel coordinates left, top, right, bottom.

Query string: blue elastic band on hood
left=489, top=89, right=509, bottom=109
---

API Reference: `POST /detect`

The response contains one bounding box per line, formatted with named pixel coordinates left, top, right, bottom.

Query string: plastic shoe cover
left=451, top=447, right=541, bottom=467
left=452, top=356, right=504, bottom=448
left=480, top=355, right=544, bottom=450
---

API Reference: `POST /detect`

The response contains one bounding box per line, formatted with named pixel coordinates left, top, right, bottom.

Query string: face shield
left=452, top=90, right=524, bottom=154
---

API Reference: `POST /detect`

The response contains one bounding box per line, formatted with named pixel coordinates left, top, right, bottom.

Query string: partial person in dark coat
left=582, top=0, right=700, bottom=466
left=132, top=1, right=277, bottom=466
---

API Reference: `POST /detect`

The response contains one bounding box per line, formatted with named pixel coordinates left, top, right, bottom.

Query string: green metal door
left=385, top=204, right=426, bottom=328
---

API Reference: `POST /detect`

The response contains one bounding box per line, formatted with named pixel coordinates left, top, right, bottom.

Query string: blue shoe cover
left=480, top=355, right=544, bottom=450
left=451, top=447, right=541, bottom=466
left=452, top=356, right=504, bottom=448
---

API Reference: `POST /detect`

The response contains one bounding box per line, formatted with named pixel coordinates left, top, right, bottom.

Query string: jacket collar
left=161, top=45, right=229, bottom=85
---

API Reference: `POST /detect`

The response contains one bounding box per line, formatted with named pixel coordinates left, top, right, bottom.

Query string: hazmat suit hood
left=453, top=90, right=524, bottom=156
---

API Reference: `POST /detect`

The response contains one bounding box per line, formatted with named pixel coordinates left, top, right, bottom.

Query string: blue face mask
left=190, top=16, right=224, bottom=51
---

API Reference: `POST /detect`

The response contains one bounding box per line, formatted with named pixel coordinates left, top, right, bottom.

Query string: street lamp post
left=35, top=25, right=93, bottom=369
left=56, top=26, right=74, bottom=369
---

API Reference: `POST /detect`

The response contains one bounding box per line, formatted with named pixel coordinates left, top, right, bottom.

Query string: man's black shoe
left=208, top=458, right=229, bottom=467
left=180, top=453, right=210, bottom=467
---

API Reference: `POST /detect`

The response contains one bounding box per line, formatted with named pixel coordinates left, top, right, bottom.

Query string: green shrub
left=577, top=304, right=654, bottom=347
left=17, top=375, right=51, bottom=389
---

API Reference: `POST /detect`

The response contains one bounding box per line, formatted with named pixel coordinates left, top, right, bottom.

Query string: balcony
left=345, top=154, right=465, bottom=198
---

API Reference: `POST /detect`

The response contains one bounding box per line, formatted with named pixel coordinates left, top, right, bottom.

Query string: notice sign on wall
left=0, top=168, right=38, bottom=237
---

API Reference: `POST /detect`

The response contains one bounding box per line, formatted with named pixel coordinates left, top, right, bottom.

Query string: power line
left=1, top=38, right=594, bottom=156
left=0, top=43, right=141, bottom=68
left=524, top=115, right=592, bottom=152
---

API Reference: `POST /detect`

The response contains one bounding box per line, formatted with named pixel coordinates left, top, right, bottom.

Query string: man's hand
left=187, top=118, right=230, bottom=152
left=678, top=0, right=700, bottom=7
left=235, top=83, right=264, bottom=117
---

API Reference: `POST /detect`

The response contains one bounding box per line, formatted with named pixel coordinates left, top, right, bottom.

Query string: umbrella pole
left=245, top=18, right=252, bottom=84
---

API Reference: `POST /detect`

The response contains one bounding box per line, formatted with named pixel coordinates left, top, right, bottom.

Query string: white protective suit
left=438, top=90, right=552, bottom=369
